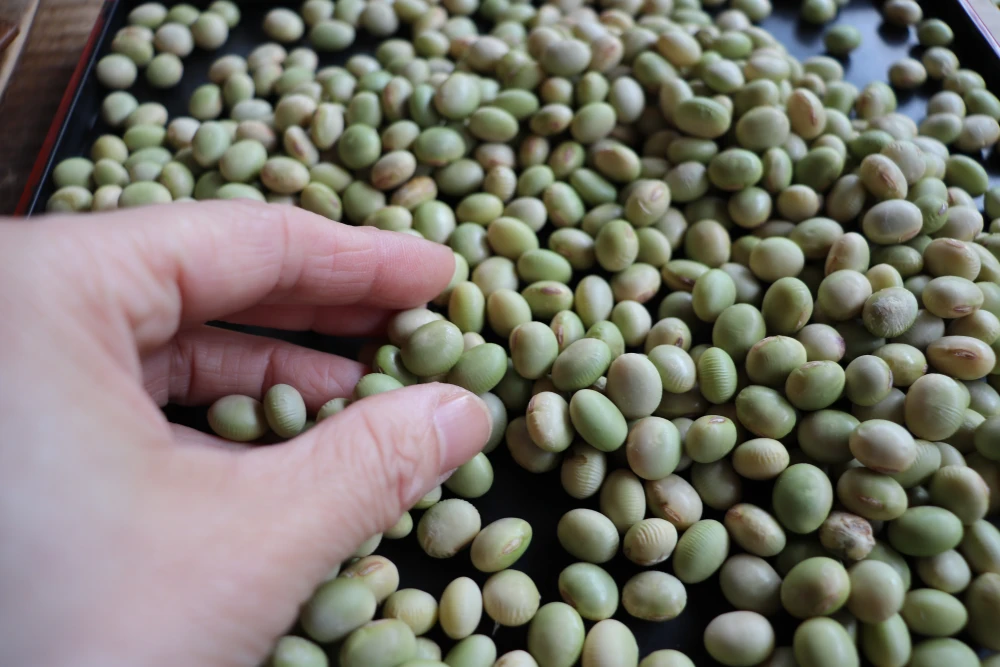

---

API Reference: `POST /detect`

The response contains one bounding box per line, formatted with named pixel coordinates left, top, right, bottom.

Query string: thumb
left=239, top=382, right=491, bottom=573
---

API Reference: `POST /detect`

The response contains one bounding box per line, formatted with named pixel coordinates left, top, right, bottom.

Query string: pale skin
left=0, top=201, right=491, bottom=667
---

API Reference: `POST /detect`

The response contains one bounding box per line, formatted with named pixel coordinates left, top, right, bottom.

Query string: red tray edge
left=13, top=0, right=118, bottom=217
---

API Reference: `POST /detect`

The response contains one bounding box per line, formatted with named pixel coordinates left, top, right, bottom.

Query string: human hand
left=0, top=201, right=491, bottom=667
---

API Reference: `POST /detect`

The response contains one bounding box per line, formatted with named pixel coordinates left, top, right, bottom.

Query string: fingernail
left=402, top=470, right=453, bottom=512
left=435, top=469, right=457, bottom=486
left=434, top=392, right=491, bottom=471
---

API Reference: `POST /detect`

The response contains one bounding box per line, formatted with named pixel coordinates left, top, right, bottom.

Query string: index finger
left=45, top=200, right=456, bottom=351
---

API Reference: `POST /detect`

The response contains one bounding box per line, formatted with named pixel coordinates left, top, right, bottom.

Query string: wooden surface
left=0, top=0, right=102, bottom=215
left=967, top=0, right=1000, bottom=49
left=0, top=0, right=43, bottom=107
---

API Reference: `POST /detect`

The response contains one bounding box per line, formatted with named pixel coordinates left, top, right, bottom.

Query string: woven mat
left=0, top=0, right=103, bottom=214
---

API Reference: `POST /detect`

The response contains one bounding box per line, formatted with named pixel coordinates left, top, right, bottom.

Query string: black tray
left=15, top=1, right=1000, bottom=664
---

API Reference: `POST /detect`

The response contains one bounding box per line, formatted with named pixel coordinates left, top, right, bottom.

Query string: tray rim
left=961, top=0, right=1000, bottom=61
left=14, top=0, right=118, bottom=216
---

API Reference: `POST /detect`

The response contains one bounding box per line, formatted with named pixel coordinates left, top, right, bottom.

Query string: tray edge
left=14, top=0, right=119, bottom=217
